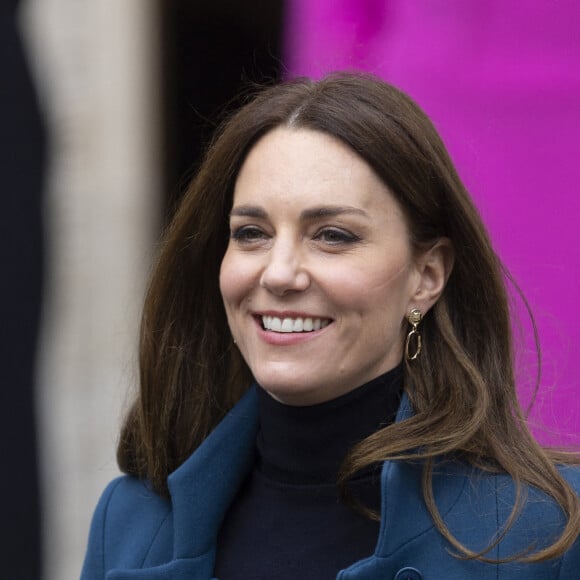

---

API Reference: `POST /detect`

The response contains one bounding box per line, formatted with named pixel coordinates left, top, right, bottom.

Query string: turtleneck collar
left=255, top=365, right=404, bottom=485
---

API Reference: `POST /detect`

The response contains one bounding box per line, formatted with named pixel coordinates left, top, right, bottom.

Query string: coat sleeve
left=80, top=478, right=126, bottom=580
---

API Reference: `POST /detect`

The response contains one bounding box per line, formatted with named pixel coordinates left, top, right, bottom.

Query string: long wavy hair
left=117, top=72, right=580, bottom=562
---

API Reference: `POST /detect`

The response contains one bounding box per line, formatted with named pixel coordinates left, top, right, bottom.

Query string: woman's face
left=220, top=127, right=424, bottom=405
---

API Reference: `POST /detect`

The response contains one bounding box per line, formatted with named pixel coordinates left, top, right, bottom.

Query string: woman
left=81, top=73, right=580, bottom=579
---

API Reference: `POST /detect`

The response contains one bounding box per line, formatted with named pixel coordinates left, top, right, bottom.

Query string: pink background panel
left=285, top=0, right=580, bottom=443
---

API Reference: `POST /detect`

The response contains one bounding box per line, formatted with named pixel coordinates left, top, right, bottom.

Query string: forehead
left=233, top=127, right=398, bottom=216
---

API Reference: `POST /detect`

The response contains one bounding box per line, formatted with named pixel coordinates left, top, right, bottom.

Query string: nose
left=259, top=238, right=310, bottom=296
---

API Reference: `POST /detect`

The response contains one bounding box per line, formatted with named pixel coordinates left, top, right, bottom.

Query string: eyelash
left=314, top=227, right=361, bottom=245
left=229, top=225, right=361, bottom=246
left=230, top=225, right=267, bottom=243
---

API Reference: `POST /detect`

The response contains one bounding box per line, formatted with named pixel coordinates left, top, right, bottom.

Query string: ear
left=409, top=238, right=454, bottom=314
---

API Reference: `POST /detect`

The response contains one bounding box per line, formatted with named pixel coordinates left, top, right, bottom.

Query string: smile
left=261, top=315, right=331, bottom=333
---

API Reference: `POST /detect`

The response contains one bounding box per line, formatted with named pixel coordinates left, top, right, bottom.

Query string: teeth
left=262, top=316, right=331, bottom=333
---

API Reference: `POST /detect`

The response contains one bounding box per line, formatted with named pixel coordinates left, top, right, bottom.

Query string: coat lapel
left=106, top=387, right=260, bottom=580
left=168, top=386, right=260, bottom=559
left=374, top=392, right=468, bottom=557
left=105, top=387, right=467, bottom=579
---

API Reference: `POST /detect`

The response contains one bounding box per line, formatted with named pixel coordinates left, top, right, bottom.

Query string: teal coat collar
left=166, top=387, right=430, bottom=560
left=168, top=387, right=260, bottom=559
left=105, top=387, right=467, bottom=579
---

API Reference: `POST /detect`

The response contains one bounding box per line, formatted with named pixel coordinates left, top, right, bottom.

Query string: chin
left=263, top=386, right=324, bottom=406
left=258, top=374, right=351, bottom=407
left=254, top=372, right=325, bottom=406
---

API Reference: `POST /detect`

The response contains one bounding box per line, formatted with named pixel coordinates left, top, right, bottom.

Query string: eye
left=230, top=225, right=268, bottom=244
left=314, top=227, right=361, bottom=245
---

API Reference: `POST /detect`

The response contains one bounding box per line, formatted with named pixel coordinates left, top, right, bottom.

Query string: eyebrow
left=230, top=205, right=268, bottom=218
left=230, top=204, right=370, bottom=220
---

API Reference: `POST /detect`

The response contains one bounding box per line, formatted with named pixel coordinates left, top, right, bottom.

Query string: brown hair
left=118, top=72, right=580, bottom=561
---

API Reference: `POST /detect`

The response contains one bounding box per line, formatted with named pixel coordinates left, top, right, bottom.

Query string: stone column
left=20, top=1, right=161, bottom=577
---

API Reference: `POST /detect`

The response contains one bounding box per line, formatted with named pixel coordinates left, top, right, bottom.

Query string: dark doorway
left=159, top=0, right=285, bottom=218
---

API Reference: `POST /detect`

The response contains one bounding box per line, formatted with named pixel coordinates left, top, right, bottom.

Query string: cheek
left=333, top=259, right=414, bottom=312
left=219, top=251, right=256, bottom=307
left=219, top=252, right=239, bottom=306
left=355, top=271, right=411, bottom=348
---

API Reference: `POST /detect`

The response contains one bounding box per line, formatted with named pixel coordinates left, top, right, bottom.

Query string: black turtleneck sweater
left=214, top=366, right=403, bottom=580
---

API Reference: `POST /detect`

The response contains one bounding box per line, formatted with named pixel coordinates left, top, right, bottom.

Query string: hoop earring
left=405, top=308, right=423, bottom=361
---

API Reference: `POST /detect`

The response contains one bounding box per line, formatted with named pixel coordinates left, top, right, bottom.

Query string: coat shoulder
left=555, top=464, right=580, bottom=578
left=560, top=463, right=580, bottom=490
left=451, top=462, right=580, bottom=577
left=449, top=462, right=580, bottom=547
left=80, top=475, right=174, bottom=579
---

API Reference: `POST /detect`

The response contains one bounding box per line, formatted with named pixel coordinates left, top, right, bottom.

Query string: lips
left=261, top=315, right=332, bottom=333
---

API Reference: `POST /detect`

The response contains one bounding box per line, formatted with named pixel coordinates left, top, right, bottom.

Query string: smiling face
left=219, top=127, right=425, bottom=405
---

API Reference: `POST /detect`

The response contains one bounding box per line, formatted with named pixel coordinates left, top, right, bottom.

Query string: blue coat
left=81, top=388, right=580, bottom=579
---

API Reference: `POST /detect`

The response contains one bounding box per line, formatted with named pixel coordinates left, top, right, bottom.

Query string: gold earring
left=405, top=308, right=423, bottom=361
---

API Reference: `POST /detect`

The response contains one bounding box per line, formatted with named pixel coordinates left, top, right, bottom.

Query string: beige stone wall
left=20, top=1, right=162, bottom=578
